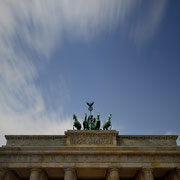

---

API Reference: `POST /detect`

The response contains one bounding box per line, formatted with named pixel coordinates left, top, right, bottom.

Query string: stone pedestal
left=65, top=130, right=118, bottom=146
left=30, top=169, right=41, bottom=180
left=64, top=168, right=76, bottom=180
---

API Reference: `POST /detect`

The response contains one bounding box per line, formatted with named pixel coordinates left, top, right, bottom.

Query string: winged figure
left=86, top=102, right=94, bottom=107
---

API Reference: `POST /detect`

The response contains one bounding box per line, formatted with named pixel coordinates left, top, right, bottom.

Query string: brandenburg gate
left=0, top=103, right=180, bottom=180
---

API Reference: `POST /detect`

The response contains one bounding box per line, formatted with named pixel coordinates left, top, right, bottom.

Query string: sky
left=0, top=0, right=180, bottom=146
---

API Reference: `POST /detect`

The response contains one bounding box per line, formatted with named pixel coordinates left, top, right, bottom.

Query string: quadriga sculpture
left=103, top=114, right=112, bottom=130
left=73, top=114, right=81, bottom=130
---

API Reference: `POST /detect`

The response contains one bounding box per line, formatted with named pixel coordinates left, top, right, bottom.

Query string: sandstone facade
left=0, top=130, right=180, bottom=180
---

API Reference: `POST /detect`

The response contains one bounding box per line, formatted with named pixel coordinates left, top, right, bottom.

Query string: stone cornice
left=4, top=133, right=178, bottom=147
left=119, top=135, right=178, bottom=140
left=5, top=135, right=65, bottom=140
left=5, top=135, right=178, bottom=140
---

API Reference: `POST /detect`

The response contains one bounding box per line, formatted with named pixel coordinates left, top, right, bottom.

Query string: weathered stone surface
left=65, top=130, right=118, bottom=146
left=64, top=168, right=76, bottom=180
left=5, top=133, right=178, bottom=147
left=117, top=135, right=178, bottom=147
left=0, top=131, right=180, bottom=179
left=108, top=168, right=119, bottom=180
left=5, top=135, right=66, bottom=147
left=1, top=152, right=180, bottom=164
left=30, top=169, right=41, bottom=180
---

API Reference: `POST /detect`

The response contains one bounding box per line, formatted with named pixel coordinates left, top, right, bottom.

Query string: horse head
left=73, top=114, right=78, bottom=122
left=84, top=113, right=87, bottom=122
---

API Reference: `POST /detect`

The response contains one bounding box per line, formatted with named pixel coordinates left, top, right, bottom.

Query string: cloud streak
left=130, top=0, right=168, bottom=45
left=0, top=0, right=168, bottom=145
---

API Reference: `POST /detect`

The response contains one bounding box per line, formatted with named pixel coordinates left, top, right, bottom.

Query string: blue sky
left=0, top=0, right=180, bottom=145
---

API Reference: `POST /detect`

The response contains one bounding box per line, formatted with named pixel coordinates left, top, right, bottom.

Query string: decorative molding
left=65, top=130, right=118, bottom=136
left=1, top=154, right=180, bottom=164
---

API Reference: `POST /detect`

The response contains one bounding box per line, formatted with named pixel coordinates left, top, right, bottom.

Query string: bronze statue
left=103, top=114, right=112, bottom=130
left=83, top=113, right=89, bottom=130
left=88, top=115, right=96, bottom=130
left=73, top=114, right=81, bottom=130
left=95, top=112, right=101, bottom=130
left=86, top=102, right=94, bottom=115
left=73, top=102, right=112, bottom=130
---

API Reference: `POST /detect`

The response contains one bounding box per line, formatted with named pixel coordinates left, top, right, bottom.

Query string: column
left=106, top=170, right=110, bottom=180
left=136, top=168, right=153, bottom=180
left=135, top=171, right=143, bottom=180
left=64, top=168, right=76, bottom=180
left=142, top=168, right=153, bottom=180
left=0, top=169, right=7, bottom=180
left=30, top=169, right=41, bottom=180
left=40, top=171, right=48, bottom=180
left=108, top=168, right=119, bottom=180
left=176, top=168, right=180, bottom=180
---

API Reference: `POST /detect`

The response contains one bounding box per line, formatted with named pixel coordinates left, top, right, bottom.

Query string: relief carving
left=70, top=135, right=113, bottom=145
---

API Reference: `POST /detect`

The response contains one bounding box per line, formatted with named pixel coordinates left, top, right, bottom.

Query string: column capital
left=108, top=167, right=120, bottom=173
left=64, top=167, right=76, bottom=180
left=142, top=168, right=153, bottom=180
left=108, top=168, right=119, bottom=180
left=30, top=168, right=42, bottom=180
left=142, top=168, right=153, bottom=172
left=31, top=168, right=42, bottom=173
left=64, top=168, right=76, bottom=172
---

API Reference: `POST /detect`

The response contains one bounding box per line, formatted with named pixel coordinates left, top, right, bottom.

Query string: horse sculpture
left=73, top=114, right=81, bottom=130
left=103, top=114, right=112, bottom=130
left=95, top=112, right=101, bottom=130
left=83, top=113, right=89, bottom=130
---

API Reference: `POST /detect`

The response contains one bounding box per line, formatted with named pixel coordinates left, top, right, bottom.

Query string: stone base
left=65, top=130, right=118, bottom=146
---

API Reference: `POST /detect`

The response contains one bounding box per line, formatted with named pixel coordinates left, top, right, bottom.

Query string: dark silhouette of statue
left=73, top=102, right=112, bottom=130
left=73, top=114, right=81, bottom=130
left=103, top=114, right=112, bottom=130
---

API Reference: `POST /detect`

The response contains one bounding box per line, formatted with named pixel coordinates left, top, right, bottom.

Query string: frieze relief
left=70, top=135, right=114, bottom=145
left=65, top=130, right=118, bottom=146
left=1, top=154, right=180, bottom=164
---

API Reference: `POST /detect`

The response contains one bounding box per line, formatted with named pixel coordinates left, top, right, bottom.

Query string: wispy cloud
left=130, top=0, right=168, bottom=45
left=0, top=0, right=133, bottom=145
left=0, top=1, right=168, bottom=146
